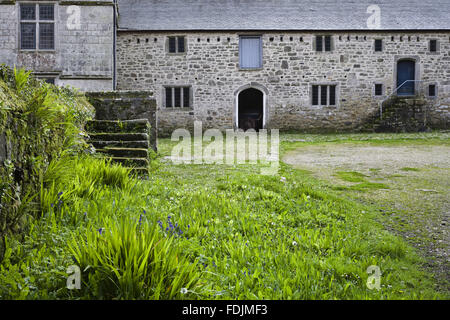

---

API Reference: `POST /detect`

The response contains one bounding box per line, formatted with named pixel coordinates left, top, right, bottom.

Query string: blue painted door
left=397, top=60, right=415, bottom=95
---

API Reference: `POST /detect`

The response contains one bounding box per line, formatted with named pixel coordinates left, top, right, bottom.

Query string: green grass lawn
left=0, top=133, right=448, bottom=299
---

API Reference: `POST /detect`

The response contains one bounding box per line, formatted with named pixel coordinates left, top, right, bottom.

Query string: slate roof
left=117, top=0, right=450, bottom=31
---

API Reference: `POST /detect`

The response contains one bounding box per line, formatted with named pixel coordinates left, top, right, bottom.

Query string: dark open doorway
left=238, top=88, right=263, bottom=131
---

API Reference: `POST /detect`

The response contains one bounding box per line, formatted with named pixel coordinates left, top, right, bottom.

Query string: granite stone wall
left=0, top=0, right=114, bottom=91
left=116, top=31, right=450, bottom=136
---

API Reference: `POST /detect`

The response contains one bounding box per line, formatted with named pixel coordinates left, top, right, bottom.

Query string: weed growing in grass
left=400, top=167, right=421, bottom=172
left=335, top=171, right=368, bottom=183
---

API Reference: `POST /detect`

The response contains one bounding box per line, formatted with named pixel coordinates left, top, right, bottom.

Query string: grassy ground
left=0, top=132, right=448, bottom=299
left=282, top=131, right=450, bottom=293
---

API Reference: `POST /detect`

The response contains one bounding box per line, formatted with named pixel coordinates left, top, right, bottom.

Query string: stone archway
left=234, top=83, right=268, bottom=130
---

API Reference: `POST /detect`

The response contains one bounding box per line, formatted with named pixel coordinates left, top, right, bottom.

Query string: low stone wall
left=86, top=91, right=158, bottom=150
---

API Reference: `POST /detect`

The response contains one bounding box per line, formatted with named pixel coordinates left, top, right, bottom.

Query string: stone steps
left=86, top=119, right=150, bottom=174
left=86, top=119, right=149, bottom=133
left=89, top=132, right=149, bottom=142
left=96, top=147, right=148, bottom=158
left=91, top=140, right=149, bottom=149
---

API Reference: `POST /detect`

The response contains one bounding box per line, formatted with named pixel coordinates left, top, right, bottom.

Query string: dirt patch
left=283, top=143, right=450, bottom=293
left=283, top=144, right=450, bottom=174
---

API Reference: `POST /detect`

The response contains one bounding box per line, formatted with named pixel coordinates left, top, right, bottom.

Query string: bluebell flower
left=98, top=228, right=103, bottom=235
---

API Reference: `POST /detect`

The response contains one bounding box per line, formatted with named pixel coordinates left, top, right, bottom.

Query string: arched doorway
left=397, top=60, right=416, bottom=96
left=237, top=88, right=264, bottom=131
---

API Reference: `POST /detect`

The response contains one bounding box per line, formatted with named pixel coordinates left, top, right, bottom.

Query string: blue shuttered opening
left=397, top=60, right=415, bottom=96
left=239, top=36, right=263, bottom=69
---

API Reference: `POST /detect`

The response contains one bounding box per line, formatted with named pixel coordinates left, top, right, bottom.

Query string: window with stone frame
left=429, top=39, right=438, bottom=52
left=20, top=3, right=55, bottom=50
left=374, top=39, right=383, bottom=52
left=239, top=36, right=263, bottom=69
left=428, top=84, right=437, bottom=97
left=167, top=36, right=186, bottom=53
left=312, top=84, right=337, bottom=106
left=315, top=35, right=332, bottom=52
left=165, top=86, right=191, bottom=108
left=374, top=83, right=383, bottom=96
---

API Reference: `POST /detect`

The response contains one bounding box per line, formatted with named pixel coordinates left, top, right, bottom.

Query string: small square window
left=168, top=36, right=185, bottom=53
left=374, top=39, right=383, bottom=52
left=316, top=35, right=332, bottom=52
left=428, top=84, right=436, bottom=97
left=375, top=84, right=383, bottom=96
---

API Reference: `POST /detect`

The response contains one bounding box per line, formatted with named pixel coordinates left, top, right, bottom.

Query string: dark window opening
left=238, top=88, right=263, bottom=131
left=165, top=87, right=191, bottom=108
left=312, top=85, right=337, bottom=106
left=375, top=84, right=383, bottom=96
left=320, top=85, right=328, bottom=105
left=316, top=35, right=323, bottom=51
left=312, top=85, right=319, bottom=105
left=168, top=36, right=185, bottom=53
left=374, top=39, right=383, bottom=52
left=316, top=35, right=332, bottom=52
left=430, top=40, right=437, bottom=52
left=178, top=37, right=185, bottom=52
left=324, top=36, right=331, bottom=51
left=329, top=85, right=336, bottom=105
left=40, top=77, right=55, bottom=85
left=428, top=84, right=436, bottom=97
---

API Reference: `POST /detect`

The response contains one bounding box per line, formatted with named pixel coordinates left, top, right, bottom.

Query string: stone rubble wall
left=116, top=31, right=450, bottom=136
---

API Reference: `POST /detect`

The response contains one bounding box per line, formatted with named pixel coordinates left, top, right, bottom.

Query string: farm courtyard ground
left=281, top=132, right=450, bottom=293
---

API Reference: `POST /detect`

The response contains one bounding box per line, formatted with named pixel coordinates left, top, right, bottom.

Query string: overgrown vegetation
left=0, top=135, right=447, bottom=299
left=0, top=65, right=94, bottom=260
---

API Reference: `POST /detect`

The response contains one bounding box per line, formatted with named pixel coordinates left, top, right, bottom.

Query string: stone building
left=0, top=0, right=115, bottom=91
left=1, top=0, right=450, bottom=135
